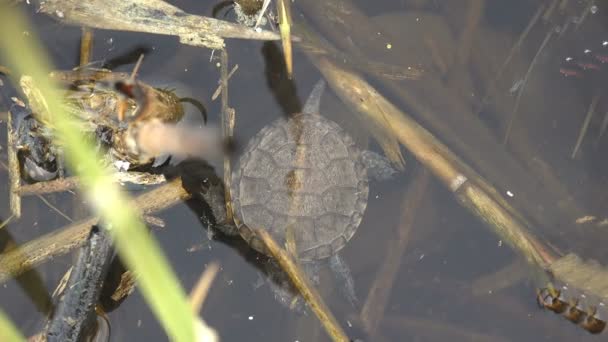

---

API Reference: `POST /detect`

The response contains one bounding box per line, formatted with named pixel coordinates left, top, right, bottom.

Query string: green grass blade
left=0, top=310, right=25, bottom=342
left=0, top=6, right=197, bottom=341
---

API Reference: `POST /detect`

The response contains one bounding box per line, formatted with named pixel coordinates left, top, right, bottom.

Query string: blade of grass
left=0, top=309, right=24, bottom=342
left=0, top=6, right=199, bottom=341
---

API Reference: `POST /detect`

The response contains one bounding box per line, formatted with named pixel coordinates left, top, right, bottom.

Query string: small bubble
left=248, top=316, right=254, bottom=320
left=386, top=43, right=392, bottom=50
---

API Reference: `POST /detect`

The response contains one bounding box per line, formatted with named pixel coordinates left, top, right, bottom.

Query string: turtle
left=230, top=80, right=398, bottom=308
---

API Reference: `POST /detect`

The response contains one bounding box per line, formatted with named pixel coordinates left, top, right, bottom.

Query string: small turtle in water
left=230, top=80, right=398, bottom=308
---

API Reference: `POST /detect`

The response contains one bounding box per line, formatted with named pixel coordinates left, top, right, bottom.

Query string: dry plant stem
left=313, top=56, right=555, bottom=269
left=255, top=229, right=349, bottom=342
left=277, top=0, right=293, bottom=79
left=0, top=178, right=190, bottom=283
left=38, top=0, right=279, bottom=50
left=572, top=93, right=600, bottom=159
left=189, top=262, right=220, bottom=314
left=457, top=0, right=485, bottom=66
left=220, top=49, right=235, bottom=222
left=360, top=168, right=430, bottom=337
left=7, top=109, right=21, bottom=218
left=79, top=27, right=93, bottom=66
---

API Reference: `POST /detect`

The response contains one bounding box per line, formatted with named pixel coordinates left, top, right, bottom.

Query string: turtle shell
left=231, top=112, right=368, bottom=262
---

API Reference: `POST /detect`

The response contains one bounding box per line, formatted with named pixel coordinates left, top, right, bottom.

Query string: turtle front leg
left=360, top=150, right=400, bottom=181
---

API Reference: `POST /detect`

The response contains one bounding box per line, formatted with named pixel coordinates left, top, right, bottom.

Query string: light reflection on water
left=1, top=1, right=608, bottom=341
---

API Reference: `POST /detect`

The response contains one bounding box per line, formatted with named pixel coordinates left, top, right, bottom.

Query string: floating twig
left=0, top=178, right=190, bottom=283
left=255, top=229, right=350, bottom=342
left=7, top=107, right=21, bottom=218
left=38, top=0, right=280, bottom=50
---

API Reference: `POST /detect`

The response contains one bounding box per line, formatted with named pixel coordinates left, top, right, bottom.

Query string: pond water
left=2, top=0, right=608, bottom=341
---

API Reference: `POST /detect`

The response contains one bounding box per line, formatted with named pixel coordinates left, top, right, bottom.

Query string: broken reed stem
left=311, top=55, right=556, bottom=269
left=7, top=109, right=21, bottom=218
left=0, top=178, right=190, bottom=283
left=360, top=168, right=430, bottom=336
left=255, top=229, right=349, bottom=342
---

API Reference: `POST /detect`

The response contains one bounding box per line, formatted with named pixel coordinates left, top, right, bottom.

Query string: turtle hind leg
left=329, top=254, right=359, bottom=308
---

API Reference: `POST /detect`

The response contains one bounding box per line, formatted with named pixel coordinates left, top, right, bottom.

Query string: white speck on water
left=248, top=316, right=254, bottom=320
left=498, top=240, right=503, bottom=247
left=347, top=320, right=353, bottom=327
left=591, top=5, right=598, bottom=14
left=386, top=43, right=392, bottom=49
left=506, top=190, right=514, bottom=197
left=184, top=68, right=188, bottom=72
left=216, top=62, right=221, bottom=68
left=565, top=56, right=573, bottom=61
left=55, top=10, right=64, bottom=18
left=603, top=41, right=608, bottom=47
left=584, top=49, right=592, bottom=54
left=375, top=195, right=379, bottom=199
left=419, top=254, right=425, bottom=260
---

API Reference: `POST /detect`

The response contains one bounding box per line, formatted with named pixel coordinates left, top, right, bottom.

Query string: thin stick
left=478, top=3, right=545, bottom=113
left=572, top=93, right=600, bottom=158
left=7, top=108, right=21, bottom=218
left=360, top=168, right=430, bottom=336
left=211, top=64, right=238, bottom=101
left=503, top=27, right=554, bottom=145
left=0, top=178, right=190, bottom=283
left=220, top=49, right=235, bottom=222
left=79, top=27, right=93, bottom=66
left=189, top=262, right=220, bottom=314
left=255, top=229, right=350, bottom=342
left=17, top=176, right=80, bottom=195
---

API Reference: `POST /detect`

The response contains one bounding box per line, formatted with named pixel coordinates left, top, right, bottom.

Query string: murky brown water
left=2, top=0, right=608, bottom=341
